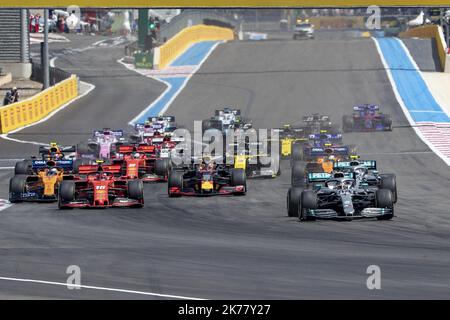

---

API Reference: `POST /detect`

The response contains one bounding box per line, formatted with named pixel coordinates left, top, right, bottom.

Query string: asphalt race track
left=1, top=34, right=450, bottom=299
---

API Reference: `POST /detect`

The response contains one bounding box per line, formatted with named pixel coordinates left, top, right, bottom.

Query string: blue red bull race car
left=342, top=104, right=392, bottom=132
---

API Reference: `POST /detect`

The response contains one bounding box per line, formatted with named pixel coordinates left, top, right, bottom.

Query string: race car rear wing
left=307, top=172, right=353, bottom=183
left=93, top=129, right=123, bottom=137
left=308, top=133, right=342, bottom=141
left=309, top=146, right=349, bottom=156
left=32, top=159, right=73, bottom=170
left=353, top=105, right=379, bottom=111
left=147, top=116, right=175, bottom=123
left=77, top=164, right=122, bottom=175
left=39, top=145, right=76, bottom=154
left=117, top=145, right=136, bottom=154
left=333, top=160, right=377, bottom=170
left=136, top=145, right=156, bottom=153
left=302, top=115, right=330, bottom=122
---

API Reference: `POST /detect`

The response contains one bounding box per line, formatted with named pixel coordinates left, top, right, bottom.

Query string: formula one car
left=293, top=19, right=315, bottom=39
left=168, top=161, right=246, bottom=197
left=332, top=159, right=397, bottom=203
left=77, top=129, right=125, bottom=160
left=147, top=115, right=177, bottom=133
left=302, top=114, right=339, bottom=135
left=291, top=137, right=356, bottom=162
left=343, top=104, right=392, bottom=132
left=9, top=159, right=74, bottom=203
left=111, top=144, right=171, bottom=182
left=287, top=170, right=395, bottom=220
left=202, top=108, right=252, bottom=134
left=58, top=163, right=144, bottom=209
left=226, top=139, right=280, bottom=178
left=14, top=142, right=76, bottom=175
left=273, top=125, right=308, bottom=158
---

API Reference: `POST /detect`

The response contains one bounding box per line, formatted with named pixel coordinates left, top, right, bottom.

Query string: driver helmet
left=47, top=168, right=59, bottom=176
left=342, top=179, right=354, bottom=190
left=133, top=152, right=141, bottom=159
left=100, top=173, right=109, bottom=180
left=207, top=161, right=216, bottom=171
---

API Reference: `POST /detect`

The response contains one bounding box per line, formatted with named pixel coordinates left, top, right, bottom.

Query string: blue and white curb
left=373, top=37, right=450, bottom=166
left=119, top=40, right=222, bottom=125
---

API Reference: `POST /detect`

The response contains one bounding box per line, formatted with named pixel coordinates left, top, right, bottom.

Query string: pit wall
left=0, top=75, right=78, bottom=133
left=154, top=25, right=235, bottom=70
left=400, top=25, right=449, bottom=72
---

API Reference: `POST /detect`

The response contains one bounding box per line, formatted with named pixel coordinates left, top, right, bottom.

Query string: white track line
left=0, top=167, right=14, bottom=169
left=0, top=276, right=205, bottom=300
left=119, top=41, right=223, bottom=126
left=0, top=200, right=12, bottom=212
left=371, top=37, right=450, bottom=166
left=0, top=80, right=95, bottom=146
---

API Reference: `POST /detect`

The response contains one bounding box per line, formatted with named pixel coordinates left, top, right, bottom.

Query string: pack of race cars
left=9, top=105, right=396, bottom=221
left=285, top=105, right=396, bottom=221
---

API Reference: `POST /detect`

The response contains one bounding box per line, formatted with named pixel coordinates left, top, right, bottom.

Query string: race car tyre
left=291, top=161, right=305, bottom=186
left=383, top=115, right=393, bottom=131
left=380, top=174, right=397, bottom=203
left=14, top=160, right=31, bottom=175
left=231, top=168, right=246, bottom=188
left=59, top=181, right=75, bottom=202
left=155, top=158, right=171, bottom=177
left=300, top=190, right=317, bottom=221
left=168, top=171, right=184, bottom=197
left=375, top=189, right=394, bottom=220
left=287, top=187, right=302, bottom=217
left=77, top=142, right=98, bottom=156
left=9, top=175, right=27, bottom=203
left=342, top=115, right=354, bottom=133
left=128, top=179, right=144, bottom=201
left=202, top=119, right=212, bottom=132
left=291, top=143, right=304, bottom=162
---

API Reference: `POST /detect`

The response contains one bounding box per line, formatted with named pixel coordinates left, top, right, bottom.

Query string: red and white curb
left=416, top=122, right=450, bottom=159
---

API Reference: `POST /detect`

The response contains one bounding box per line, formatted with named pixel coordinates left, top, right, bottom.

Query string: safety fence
left=30, top=61, right=72, bottom=86
left=0, top=74, right=78, bottom=133
left=400, top=25, right=448, bottom=72
left=155, top=25, right=235, bottom=70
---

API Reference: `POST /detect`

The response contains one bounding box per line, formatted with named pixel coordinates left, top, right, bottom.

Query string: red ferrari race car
left=58, top=164, right=144, bottom=209
left=111, top=144, right=171, bottom=182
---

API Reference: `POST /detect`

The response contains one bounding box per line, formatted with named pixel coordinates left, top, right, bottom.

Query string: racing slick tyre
left=76, top=142, right=99, bottom=157
left=291, top=161, right=306, bottom=186
left=231, top=168, right=247, bottom=193
left=291, top=143, right=304, bottom=162
left=58, top=180, right=75, bottom=209
left=287, top=187, right=302, bottom=217
left=299, top=190, right=317, bottom=221
left=383, top=115, right=393, bottom=131
left=9, top=175, right=27, bottom=203
left=380, top=174, right=397, bottom=203
left=342, top=115, right=354, bottom=133
left=155, top=158, right=171, bottom=177
left=14, top=160, right=31, bottom=175
left=202, top=119, right=212, bottom=132
left=375, top=189, right=394, bottom=220
left=128, top=180, right=144, bottom=207
left=168, top=171, right=184, bottom=197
